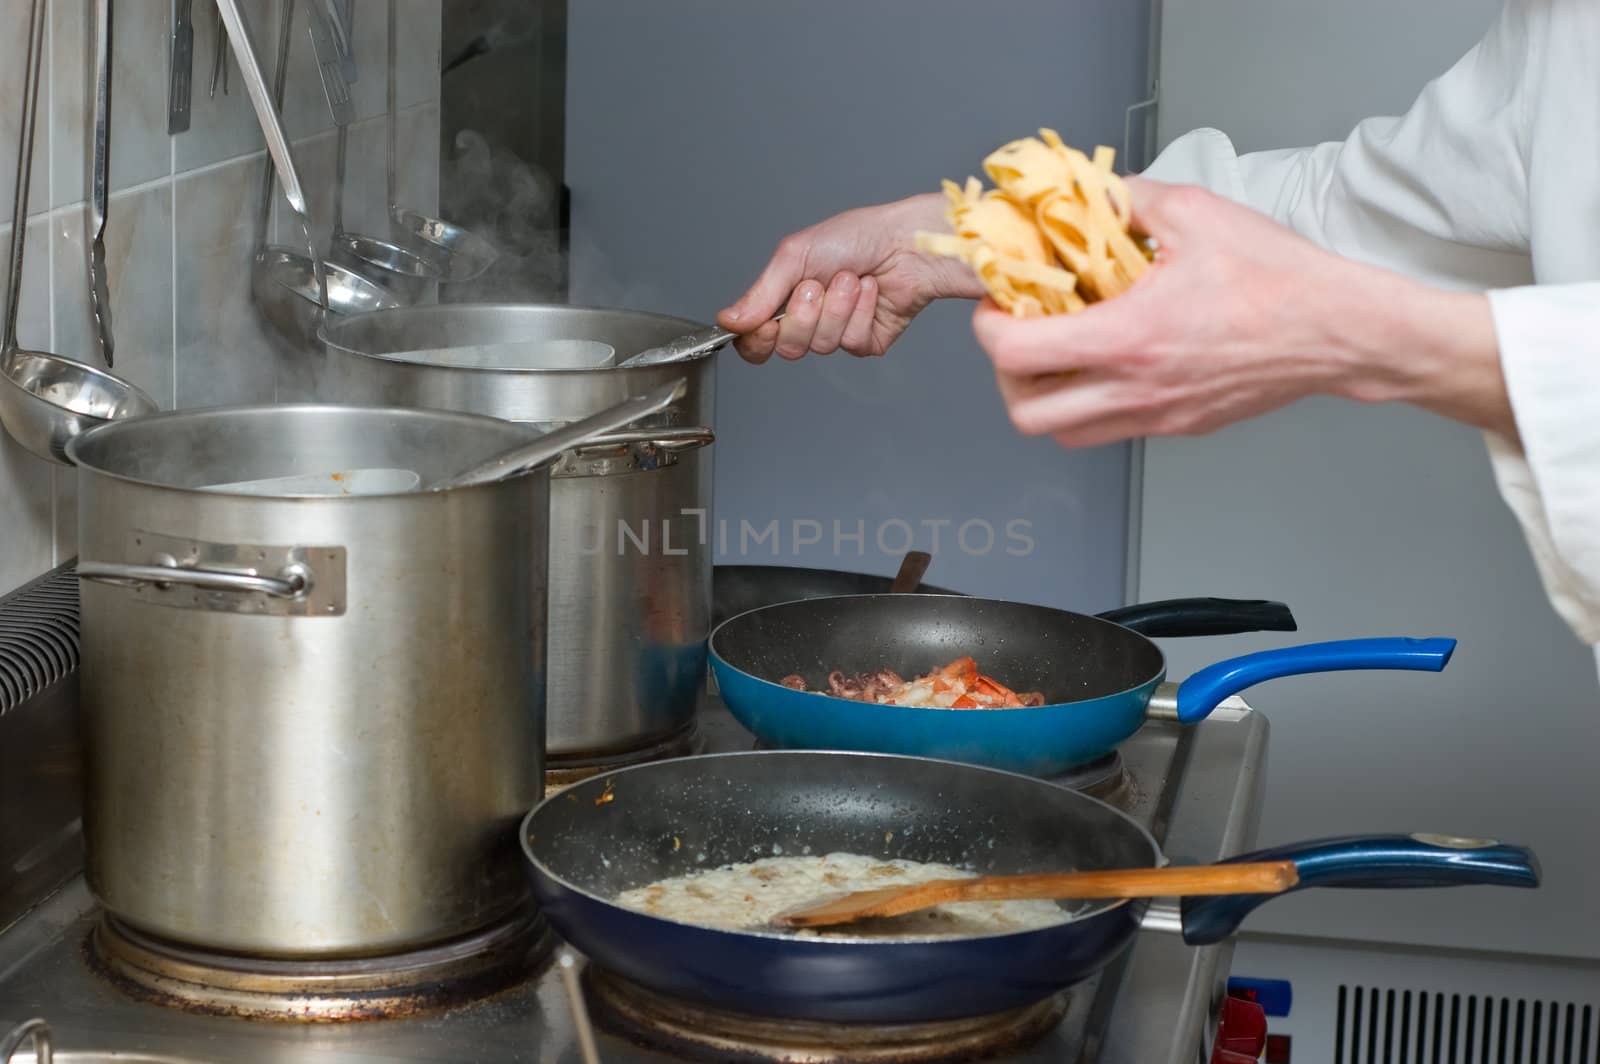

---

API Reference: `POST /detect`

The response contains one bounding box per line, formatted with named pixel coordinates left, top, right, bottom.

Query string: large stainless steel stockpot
left=65, top=404, right=548, bottom=958
left=316, top=304, right=715, bottom=762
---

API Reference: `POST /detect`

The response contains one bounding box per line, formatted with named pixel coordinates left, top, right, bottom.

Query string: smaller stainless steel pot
left=66, top=404, right=549, bottom=959
left=316, top=304, right=718, bottom=762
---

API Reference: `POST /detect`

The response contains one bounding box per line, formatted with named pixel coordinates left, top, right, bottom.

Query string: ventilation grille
left=1337, top=986, right=1599, bottom=1064
left=0, top=562, right=79, bottom=715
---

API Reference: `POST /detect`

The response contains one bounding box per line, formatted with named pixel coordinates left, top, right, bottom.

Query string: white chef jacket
left=1141, top=0, right=1600, bottom=671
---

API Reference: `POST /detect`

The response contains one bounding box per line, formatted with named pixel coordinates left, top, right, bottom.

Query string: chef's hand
left=717, top=193, right=985, bottom=363
left=972, top=176, right=1516, bottom=447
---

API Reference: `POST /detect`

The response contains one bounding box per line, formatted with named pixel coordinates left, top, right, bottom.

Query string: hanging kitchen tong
left=306, top=0, right=354, bottom=126
left=326, top=0, right=357, bottom=84
left=209, top=2, right=229, bottom=96
left=89, top=0, right=114, bottom=366
left=167, top=0, right=193, bottom=133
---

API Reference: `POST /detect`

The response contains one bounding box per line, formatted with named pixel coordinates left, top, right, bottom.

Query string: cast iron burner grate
left=85, top=906, right=555, bottom=1022
left=583, top=966, right=1070, bottom=1063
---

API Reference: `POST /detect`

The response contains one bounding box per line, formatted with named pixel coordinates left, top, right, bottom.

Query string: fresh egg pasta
left=916, top=130, right=1154, bottom=316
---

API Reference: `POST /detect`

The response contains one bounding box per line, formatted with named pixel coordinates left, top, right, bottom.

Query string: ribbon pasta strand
left=915, top=130, right=1154, bottom=317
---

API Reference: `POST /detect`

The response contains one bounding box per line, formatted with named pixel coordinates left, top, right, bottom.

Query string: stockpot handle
left=569, top=426, right=714, bottom=456
left=76, top=560, right=309, bottom=599
left=0, top=1018, right=51, bottom=1064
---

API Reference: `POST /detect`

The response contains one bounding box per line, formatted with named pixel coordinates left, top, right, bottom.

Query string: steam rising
left=438, top=128, right=566, bottom=302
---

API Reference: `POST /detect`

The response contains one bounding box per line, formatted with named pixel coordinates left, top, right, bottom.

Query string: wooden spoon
left=772, top=861, right=1299, bottom=929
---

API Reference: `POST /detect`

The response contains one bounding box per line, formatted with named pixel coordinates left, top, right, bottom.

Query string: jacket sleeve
left=1137, top=1, right=1600, bottom=648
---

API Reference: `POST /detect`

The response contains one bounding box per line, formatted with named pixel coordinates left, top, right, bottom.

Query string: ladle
left=224, top=0, right=400, bottom=355
left=319, top=3, right=445, bottom=303
left=383, top=0, right=496, bottom=285
left=428, top=378, right=688, bottom=490
left=0, top=0, right=158, bottom=465
left=615, top=312, right=786, bottom=369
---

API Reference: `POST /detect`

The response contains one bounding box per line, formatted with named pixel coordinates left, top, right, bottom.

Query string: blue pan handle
left=1181, top=833, right=1540, bottom=945
left=1174, top=637, right=1455, bottom=724
left=1095, top=598, right=1298, bottom=638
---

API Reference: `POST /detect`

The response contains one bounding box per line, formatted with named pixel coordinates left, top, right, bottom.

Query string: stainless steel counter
left=0, top=697, right=1267, bottom=1063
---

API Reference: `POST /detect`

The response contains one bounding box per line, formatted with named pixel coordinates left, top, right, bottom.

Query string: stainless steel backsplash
left=0, top=562, right=84, bottom=933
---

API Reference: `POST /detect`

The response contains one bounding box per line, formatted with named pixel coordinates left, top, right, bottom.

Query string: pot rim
left=63, top=402, right=546, bottom=500
left=315, top=301, right=721, bottom=376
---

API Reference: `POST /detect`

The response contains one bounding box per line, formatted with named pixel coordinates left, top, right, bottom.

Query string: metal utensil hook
left=0, top=1018, right=52, bottom=1064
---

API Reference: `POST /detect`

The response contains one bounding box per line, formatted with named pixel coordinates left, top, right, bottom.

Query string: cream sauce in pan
left=614, top=852, right=1075, bottom=938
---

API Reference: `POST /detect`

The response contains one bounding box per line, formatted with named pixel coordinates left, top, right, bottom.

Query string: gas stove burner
left=584, top=967, right=1070, bottom=1063
left=86, top=906, right=554, bottom=1022
left=545, top=723, right=704, bottom=796
left=1047, top=751, right=1128, bottom=802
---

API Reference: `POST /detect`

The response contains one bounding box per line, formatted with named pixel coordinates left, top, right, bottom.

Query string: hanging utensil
left=0, top=0, right=157, bottom=465
left=772, top=860, right=1302, bottom=929
left=223, top=0, right=400, bottom=351
left=208, top=2, right=229, bottom=97
left=304, top=0, right=354, bottom=127
left=317, top=1, right=442, bottom=304
left=167, top=0, right=194, bottom=134
left=426, top=378, right=687, bottom=491
left=615, top=313, right=785, bottom=369
left=326, top=0, right=356, bottom=84
left=88, top=0, right=115, bottom=367
left=383, top=0, right=497, bottom=285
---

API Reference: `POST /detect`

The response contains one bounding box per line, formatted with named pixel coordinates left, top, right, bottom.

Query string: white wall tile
left=173, top=154, right=281, bottom=407
left=51, top=186, right=175, bottom=406
left=0, top=433, right=54, bottom=592
left=394, top=101, right=440, bottom=219
left=3, top=217, right=54, bottom=352
left=395, top=0, right=442, bottom=112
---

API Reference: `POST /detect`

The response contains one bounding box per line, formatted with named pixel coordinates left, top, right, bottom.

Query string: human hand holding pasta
left=965, top=174, right=1515, bottom=448
left=716, top=194, right=984, bottom=363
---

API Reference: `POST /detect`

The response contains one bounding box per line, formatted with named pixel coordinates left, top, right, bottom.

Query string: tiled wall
left=0, top=0, right=441, bottom=594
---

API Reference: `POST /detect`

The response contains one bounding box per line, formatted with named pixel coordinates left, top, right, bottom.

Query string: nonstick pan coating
left=712, top=594, right=1164, bottom=705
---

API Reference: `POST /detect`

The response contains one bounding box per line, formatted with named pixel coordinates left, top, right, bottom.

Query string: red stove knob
left=1211, top=995, right=1269, bottom=1062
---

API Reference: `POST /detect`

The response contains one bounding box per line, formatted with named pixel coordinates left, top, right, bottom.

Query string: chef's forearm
left=1328, top=267, right=1519, bottom=443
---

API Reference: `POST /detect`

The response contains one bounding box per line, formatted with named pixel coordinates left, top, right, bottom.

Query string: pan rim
left=519, top=749, right=1166, bottom=946
left=706, top=593, right=1168, bottom=711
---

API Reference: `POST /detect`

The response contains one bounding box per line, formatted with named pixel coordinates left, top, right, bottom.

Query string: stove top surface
left=0, top=697, right=1267, bottom=1064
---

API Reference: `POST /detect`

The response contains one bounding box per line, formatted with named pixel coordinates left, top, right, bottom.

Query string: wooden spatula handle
left=889, top=550, right=933, bottom=594
left=928, top=861, right=1299, bottom=904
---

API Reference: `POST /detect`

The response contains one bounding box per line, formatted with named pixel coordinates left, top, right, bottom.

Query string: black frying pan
left=521, top=751, right=1538, bottom=1023
left=713, top=562, right=1300, bottom=638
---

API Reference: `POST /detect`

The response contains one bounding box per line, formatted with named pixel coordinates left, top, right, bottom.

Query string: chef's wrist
left=894, top=192, right=986, bottom=301
left=1325, top=268, right=1516, bottom=438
